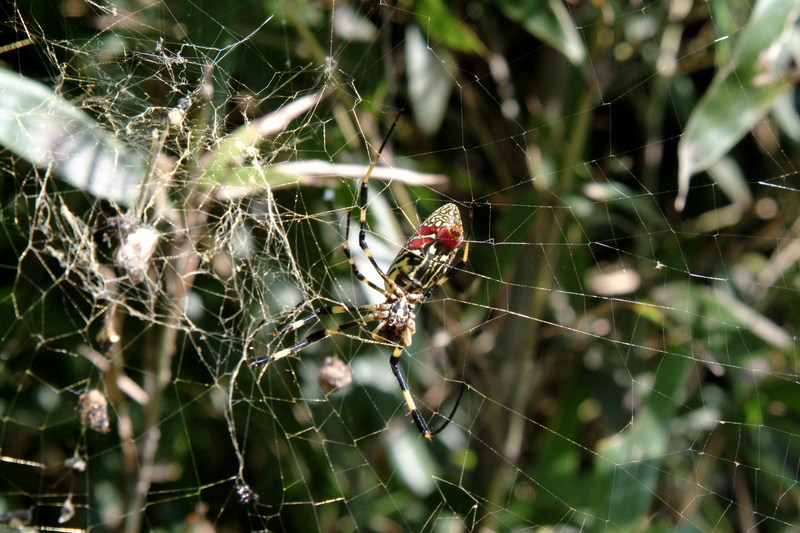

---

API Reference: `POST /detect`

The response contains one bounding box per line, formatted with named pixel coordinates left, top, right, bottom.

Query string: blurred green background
left=1, top=0, right=800, bottom=531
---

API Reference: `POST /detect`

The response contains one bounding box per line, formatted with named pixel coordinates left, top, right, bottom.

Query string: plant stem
left=123, top=91, right=211, bottom=531
left=481, top=86, right=594, bottom=530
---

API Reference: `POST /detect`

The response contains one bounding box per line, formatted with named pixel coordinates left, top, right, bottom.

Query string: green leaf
left=592, top=347, right=695, bottom=531
left=406, top=24, right=455, bottom=135
left=706, top=156, right=751, bottom=210
left=0, top=69, right=146, bottom=206
left=495, top=0, right=585, bottom=65
left=201, top=90, right=329, bottom=186
left=414, top=0, right=487, bottom=56
left=387, top=428, right=438, bottom=496
left=707, top=0, right=740, bottom=66
left=772, top=87, right=800, bottom=142
left=582, top=180, right=663, bottom=222
left=676, top=0, right=800, bottom=211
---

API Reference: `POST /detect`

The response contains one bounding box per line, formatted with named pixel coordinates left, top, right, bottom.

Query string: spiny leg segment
left=271, top=304, right=379, bottom=337
left=249, top=315, right=370, bottom=367
left=389, top=344, right=465, bottom=438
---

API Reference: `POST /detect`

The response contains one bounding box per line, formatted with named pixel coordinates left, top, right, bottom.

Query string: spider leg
left=273, top=304, right=378, bottom=337
left=248, top=316, right=377, bottom=367
left=353, top=177, right=395, bottom=285
left=389, top=344, right=465, bottom=439
left=342, top=226, right=392, bottom=294
left=342, top=114, right=403, bottom=294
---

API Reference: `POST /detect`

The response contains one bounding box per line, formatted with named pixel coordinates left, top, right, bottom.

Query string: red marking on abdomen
left=437, top=225, right=462, bottom=251
left=407, top=225, right=436, bottom=250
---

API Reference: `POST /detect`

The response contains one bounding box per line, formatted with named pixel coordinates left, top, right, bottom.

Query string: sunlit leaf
left=495, top=0, right=585, bottom=65
left=333, top=4, right=378, bottom=42
left=406, top=24, right=454, bottom=135
left=582, top=181, right=663, bottom=222
left=0, top=69, right=146, bottom=206
left=593, top=347, right=694, bottom=531
left=414, top=0, right=487, bottom=56
left=706, top=156, right=751, bottom=210
left=772, top=88, right=800, bottom=142
left=387, top=425, right=438, bottom=496
left=202, top=90, right=329, bottom=186
left=709, top=288, right=794, bottom=353
left=676, top=0, right=800, bottom=211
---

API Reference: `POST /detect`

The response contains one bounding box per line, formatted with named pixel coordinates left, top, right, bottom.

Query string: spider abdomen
left=386, top=203, right=463, bottom=294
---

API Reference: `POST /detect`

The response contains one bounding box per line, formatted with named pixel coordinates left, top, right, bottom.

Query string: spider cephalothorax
left=248, top=118, right=469, bottom=439
left=370, top=289, right=419, bottom=347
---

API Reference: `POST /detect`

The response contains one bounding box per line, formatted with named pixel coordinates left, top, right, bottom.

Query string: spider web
left=1, top=0, right=799, bottom=531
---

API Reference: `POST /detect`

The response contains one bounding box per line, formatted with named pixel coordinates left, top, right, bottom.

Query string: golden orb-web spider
left=248, top=118, right=469, bottom=438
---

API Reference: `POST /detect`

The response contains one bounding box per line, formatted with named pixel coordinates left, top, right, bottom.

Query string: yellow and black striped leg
left=249, top=318, right=368, bottom=367
left=389, top=345, right=432, bottom=438
left=341, top=113, right=402, bottom=294
left=355, top=179, right=395, bottom=287
left=388, top=345, right=465, bottom=439
left=342, top=184, right=398, bottom=294
left=273, top=305, right=374, bottom=337
left=342, top=227, right=391, bottom=295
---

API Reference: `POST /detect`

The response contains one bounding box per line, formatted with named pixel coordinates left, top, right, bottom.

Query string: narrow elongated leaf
left=676, top=0, right=800, bottom=211
left=414, top=0, right=487, bottom=56
left=387, top=429, right=438, bottom=496
left=772, top=88, right=800, bottom=142
left=406, top=24, right=454, bottom=135
left=202, top=89, right=329, bottom=186
left=495, top=0, right=585, bottom=65
left=593, top=347, right=694, bottom=530
left=0, top=69, right=146, bottom=206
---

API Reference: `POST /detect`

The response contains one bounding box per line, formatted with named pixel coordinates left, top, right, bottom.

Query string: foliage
left=1, top=0, right=799, bottom=532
